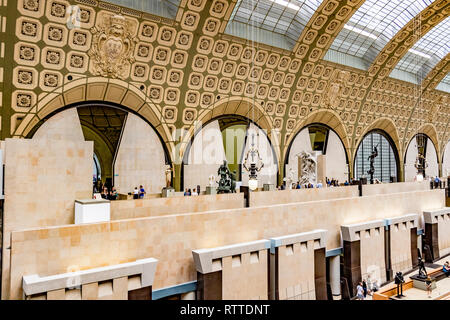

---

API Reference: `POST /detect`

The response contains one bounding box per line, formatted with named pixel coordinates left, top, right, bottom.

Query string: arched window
left=354, top=131, right=398, bottom=182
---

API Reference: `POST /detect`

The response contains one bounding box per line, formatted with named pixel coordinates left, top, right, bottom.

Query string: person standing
left=362, top=279, right=368, bottom=298
left=443, top=261, right=450, bottom=277
left=191, top=187, right=198, bottom=196
left=139, top=185, right=146, bottom=199
left=426, top=276, right=433, bottom=298
left=133, top=187, right=139, bottom=199
left=356, top=282, right=364, bottom=300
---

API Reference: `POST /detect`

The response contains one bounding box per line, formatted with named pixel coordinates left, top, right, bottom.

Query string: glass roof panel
left=328, top=0, right=434, bottom=68
left=225, top=0, right=324, bottom=50
left=104, top=0, right=181, bottom=19
left=392, top=17, right=450, bottom=82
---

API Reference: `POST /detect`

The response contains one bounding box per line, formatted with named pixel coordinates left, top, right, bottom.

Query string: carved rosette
left=88, top=14, right=138, bottom=79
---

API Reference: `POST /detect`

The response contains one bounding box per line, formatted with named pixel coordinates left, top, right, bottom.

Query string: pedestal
left=206, top=186, right=217, bottom=195
left=75, top=199, right=110, bottom=224
left=162, top=187, right=175, bottom=198
left=411, top=275, right=436, bottom=290
left=263, top=183, right=275, bottom=191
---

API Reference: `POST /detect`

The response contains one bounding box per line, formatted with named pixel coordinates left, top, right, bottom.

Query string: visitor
left=434, top=176, right=441, bottom=188
left=362, top=279, right=368, bottom=298
left=197, top=185, right=201, bottom=195
left=371, top=279, right=379, bottom=293
left=187, top=188, right=192, bottom=196
left=296, top=182, right=301, bottom=189
left=112, top=187, right=118, bottom=200
left=191, top=187, right=198, bottom=196
left=101, top=187, right=108, bottom=199
left=317, top=181, right=323, bottom=188
left=133, top=187, right=139, bottom=199
left=344, top=180, right=349, bottom=186
left=443, top=261, right=450, bottom=277
left=426, top=276, right=433, bottom=298
left=356, top=282, right=364, bottom=300
left=184, top=188, right=189, bottom=196
left=139, top=185, right=146, bottom=199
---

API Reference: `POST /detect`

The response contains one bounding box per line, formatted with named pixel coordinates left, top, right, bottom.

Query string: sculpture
left=323, top=70, right=350, bottom=110
left=217, top=160, right=236, bottom=193
left=394, top=272, right=405, bottom=298
left=208, top=174, right=216, bottom=187
left=417, top=256, right=428, bottom=279
left=297, top=151, right=317, bottom=185
left=164, top=165, right=173, bottom=189
left=283, top=167, right=295, bottom=189
left=367, top=145, right=378, bottom=184
left=414, top=154, right=428, bottom=177
left=88, top=14, right=138, bottom=79
left=242, top=133, right=264, bottom=190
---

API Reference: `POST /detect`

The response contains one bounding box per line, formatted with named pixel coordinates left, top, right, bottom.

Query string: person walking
left=133, top=187, right=139, bottom=199
left=426, top=276, right=433, bottom=298
left=362, top=279, right=368, bottom=298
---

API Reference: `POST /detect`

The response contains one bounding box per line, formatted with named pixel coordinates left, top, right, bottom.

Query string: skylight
left=393, top=16, right=450, bottom=79
left=225, top=0, right=323, bottom=50
left=103, top=0, right=181, bottom=19
left=327, top=0, right=434, bottom=68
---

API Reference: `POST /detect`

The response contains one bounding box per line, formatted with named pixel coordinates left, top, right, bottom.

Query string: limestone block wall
left=2, top=138, right=93, bottom=299
left=113, top=113, right=166, bottom=195
left=363, top=181, right=429, bottom=196
left=6, top=189, right=444, bottom=299
left=387, top=214, right=418, bottom=274
left=193, top=240, right=270, bottom=300
left=184, top=120, right=227, bottom=190
left=342, top=220, right=387, bottom=288
left=269, top=230, right=327, bottom=300
left=249, top=185, right=358, bottom=207
left=33, top=108, right=84, bottom=142
left=424, top=208, right=450, bottom=259
left=23, top=258, right=157, bottom=300
left=110, top=193, right=245, bottom=220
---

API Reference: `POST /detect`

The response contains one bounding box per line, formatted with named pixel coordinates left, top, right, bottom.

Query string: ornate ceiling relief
left=322, top=70, right=350, bottom=110
left=88, top=12, right=138, bottom=79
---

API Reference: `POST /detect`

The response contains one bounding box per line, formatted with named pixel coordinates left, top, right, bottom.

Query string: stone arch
left=12, top=78, right=172, bottom=161
left=179, top=96, right=277, bottom=162
left=416, top=123, right=440, bottom=162
left=284, top=109, right=350, bottom=163
left=356, top=117, right=401, bottom=162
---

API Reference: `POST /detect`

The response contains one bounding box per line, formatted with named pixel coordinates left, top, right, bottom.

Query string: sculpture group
left=297, top=150, right=317, bottom=185
left=217, top=160, right=236, bottom=193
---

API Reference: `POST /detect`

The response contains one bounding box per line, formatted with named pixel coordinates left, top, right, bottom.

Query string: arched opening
left=30, top=101, right=171, bottom=195
left=442, top=139, right=450, bottom=177
left=284, top=123, right=350, bottom=184
left=181, top=115, right=278, bottom=192
left=404, top=133, right=439, bottom=181
left=354, top=130, right=399, bottom=183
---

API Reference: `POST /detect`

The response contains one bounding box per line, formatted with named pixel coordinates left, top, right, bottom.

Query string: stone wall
left=2, top=138, right=92, bottom=299
left=110, top=193, right=244, bottom=220
left=7, top=189, right=444, bottom=299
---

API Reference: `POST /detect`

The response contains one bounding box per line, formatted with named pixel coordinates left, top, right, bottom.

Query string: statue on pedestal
left=418, top=256, right=428, bottom=279
left=217, top=160, right=235, bottom=193
left=297, top=151, right=316, bottom=185
left=394, top=272, right=405, bottom=298
left=414, top=154, right=428, bottom=177
left=367, top=145, right=378, bottom=184
left=164, top=164, right=173, bottom=189
left=208, top=175, right=216, bottom=187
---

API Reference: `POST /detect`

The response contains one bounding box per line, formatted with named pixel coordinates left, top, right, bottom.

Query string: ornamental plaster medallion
left=88, top=14, right=137, bottom=79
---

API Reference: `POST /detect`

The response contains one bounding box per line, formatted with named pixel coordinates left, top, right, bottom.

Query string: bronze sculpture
left=217, top=160, right=236, bottom=193
left=417, top=256, right=428, bottom=279
left=367, top=145, right=378, bottom=184
left=394, top=272, right=405, bottom=298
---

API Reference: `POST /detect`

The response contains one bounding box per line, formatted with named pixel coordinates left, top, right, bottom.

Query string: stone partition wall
left=6, top=189, right=444, bottom=299
left=2, top=138, right=93, bottom=299
left=269, top=230, right=327, bottom=300
left=23, top=258, right=158, bottom=300
left=423, top=207, right=450, bottom=261
left=193, top=240, right=270, bottom=300
left=249, top=186, right=358, bottom=207
left=110, top=193, right=245, bottom=220
left=341, top=220, right=386, bottom=296
left=385, top=214, right=418, bottom=277
left=362, top=181, right=429, bottom=196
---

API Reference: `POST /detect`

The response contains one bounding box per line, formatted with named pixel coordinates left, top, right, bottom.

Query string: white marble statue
left=297, top=150, right=317, bottom=185
left=208, top=174, right=216, bottom=187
